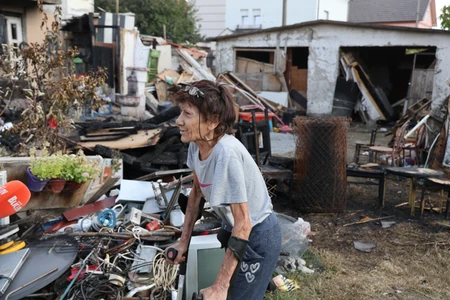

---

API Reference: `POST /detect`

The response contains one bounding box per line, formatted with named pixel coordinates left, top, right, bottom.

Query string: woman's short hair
left=173, top=80, right=236, bottom=136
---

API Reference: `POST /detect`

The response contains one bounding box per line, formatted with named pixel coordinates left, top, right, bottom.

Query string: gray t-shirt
left=187, top=134, right=273, bottom=228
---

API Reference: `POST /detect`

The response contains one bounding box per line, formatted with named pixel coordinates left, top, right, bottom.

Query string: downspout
left=415, top=0, right=421, bottom=27
left=316, top=0, right=321, bottom=19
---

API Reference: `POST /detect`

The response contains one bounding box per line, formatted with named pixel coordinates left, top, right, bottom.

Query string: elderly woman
left=166, top=80, right=281, bottom=300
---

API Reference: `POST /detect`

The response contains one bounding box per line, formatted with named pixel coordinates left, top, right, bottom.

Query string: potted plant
left=27, top=148, right=65, bottom=192
left=60, top=150, right=99, bottom=191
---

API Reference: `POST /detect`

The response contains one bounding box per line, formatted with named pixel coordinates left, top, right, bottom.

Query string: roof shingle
left=348, top=0, right=430, bottom=23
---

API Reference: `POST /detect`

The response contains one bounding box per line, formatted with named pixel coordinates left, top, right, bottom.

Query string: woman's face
left=176, top=102, right=214, bottom=143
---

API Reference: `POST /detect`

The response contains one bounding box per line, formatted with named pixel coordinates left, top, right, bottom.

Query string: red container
left=239, top=112, right=276, bottom=122
left=146, top=220, right=161, bottom=231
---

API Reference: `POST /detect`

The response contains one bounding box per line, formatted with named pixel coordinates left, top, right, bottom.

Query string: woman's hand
left=199, top=284, right=228, bottom=300
left=164, top=241, right=188, bottom=264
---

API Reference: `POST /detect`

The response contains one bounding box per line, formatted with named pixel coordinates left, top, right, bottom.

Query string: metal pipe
left=415, top=0, right=421, bottom=27
left=60, top=251, right=94, bottom=300
left=5, top=268, right=58, bottom=300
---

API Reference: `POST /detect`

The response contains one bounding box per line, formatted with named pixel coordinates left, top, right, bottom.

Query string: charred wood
left=93, top=144, right=137, bottom=165
left=146, top=106, right=180, bottom=124
left=135, top=136, right=179, bottom=165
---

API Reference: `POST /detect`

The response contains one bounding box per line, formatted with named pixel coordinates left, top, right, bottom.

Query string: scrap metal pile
left=0, top=173, right=221, bottom=300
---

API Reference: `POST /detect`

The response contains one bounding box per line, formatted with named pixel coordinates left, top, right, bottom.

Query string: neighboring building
left=61, top=0, right=94, bottom=21
left=0, top=0, right=95, bottom=46
left=0, top=0, right=61, bottom=46
left=193, top=0, right=349, bottom=38
left=213, top=21, right=450, bottom=117
left=193, top=0, right=226, bottom=38
left=348, top=0, right=437, bottom=29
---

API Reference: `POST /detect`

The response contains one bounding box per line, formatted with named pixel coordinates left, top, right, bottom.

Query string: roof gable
left=348, top=0, right=431, bottom=23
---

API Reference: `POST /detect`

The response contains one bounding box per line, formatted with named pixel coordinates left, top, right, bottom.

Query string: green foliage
left=29, top=147, right=99, bottom=182
left=439, top=5, right=450, bottom=30
left=59, top=150, right=100, bottom=183
left=29, top=147, right=65, bottom=180
left=95, top=0, right=203, bottom=43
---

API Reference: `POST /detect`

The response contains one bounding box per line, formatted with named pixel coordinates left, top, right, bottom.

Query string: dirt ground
left=267, top=123, right=450, bottom=300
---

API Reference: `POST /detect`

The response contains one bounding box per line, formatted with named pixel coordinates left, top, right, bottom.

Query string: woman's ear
left=208, top=115, right=220, bottom=131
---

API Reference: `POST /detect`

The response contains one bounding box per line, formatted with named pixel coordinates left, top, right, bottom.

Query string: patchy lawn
left=268, top=174, right=450, bottom=300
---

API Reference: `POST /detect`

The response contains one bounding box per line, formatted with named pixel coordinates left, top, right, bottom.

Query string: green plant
left=60, top=150, right=100, bottom=183
left=440, top=5, right=450, bottom=30
left=0, top=1, right=107, bottom=154
left=29, top=147, right=65, bottom=180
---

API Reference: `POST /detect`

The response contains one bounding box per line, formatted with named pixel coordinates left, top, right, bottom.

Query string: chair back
left=237, top=110, right=272, bottom=167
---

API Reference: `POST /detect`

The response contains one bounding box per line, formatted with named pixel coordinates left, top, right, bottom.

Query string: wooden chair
left=353, top=127, right=377, bottom=164
left=237, top=110, right=294, bottom=206
left=420, top=177, right=450, bottom=218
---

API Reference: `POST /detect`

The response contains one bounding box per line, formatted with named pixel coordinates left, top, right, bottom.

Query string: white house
left=194, top=0, right=227, bottom=38
left=193, top=0, right=349, bottom=38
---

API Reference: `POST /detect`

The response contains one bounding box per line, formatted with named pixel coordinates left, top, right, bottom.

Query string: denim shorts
left=225, top=215, right=282, bottom=300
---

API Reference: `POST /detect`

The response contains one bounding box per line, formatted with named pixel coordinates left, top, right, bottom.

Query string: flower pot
left=65, top=181, right=83, bottom=191
left=26, top=167, right=50, bottom=192
left=47, top=178, right=67, bottom=194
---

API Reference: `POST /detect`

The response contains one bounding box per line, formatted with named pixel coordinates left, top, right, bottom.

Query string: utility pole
left=406, top=0, right=421, bottom=114
left=415, top=0, right=421, bottom=27
left=282, top=0, right=287, bottom=26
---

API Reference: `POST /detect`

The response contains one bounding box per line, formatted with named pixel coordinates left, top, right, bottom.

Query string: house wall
left=286, top=0, right=317, bottom=25
left=25, top=5, right=56, bottom=44
left=193, top=0, right=226, bottom=38
left=316, top=0, right=348, bottom=21
left=61, top=0, right=94, bottom=20
left=225, top=0, right=348, bottom=31
left=225, top=0, right=282, bottom=30
left=215, top=24, right=450, bottom=115
left=377, top=21, right=432, bottom=29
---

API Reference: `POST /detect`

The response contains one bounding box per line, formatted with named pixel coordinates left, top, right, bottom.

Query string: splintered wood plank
left=78, top=128, right=163, bottom=150
left=155, top=80, right=168, bottom=101
left=157, top=69, right=181, bottom=83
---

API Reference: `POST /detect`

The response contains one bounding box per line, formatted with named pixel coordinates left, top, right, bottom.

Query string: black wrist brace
left=228, top=236, right=249, bottom=262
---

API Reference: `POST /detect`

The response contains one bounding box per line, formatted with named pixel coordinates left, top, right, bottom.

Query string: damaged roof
left=211, top=19, right=450, bottom=41
left=348, top=0, right=431, bottom=23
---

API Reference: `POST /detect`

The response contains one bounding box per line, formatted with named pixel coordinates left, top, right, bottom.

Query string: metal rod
left=415, top=0, right=421, bottom=27
left=71, top=231, right=175, bottom=237
left=5, top=268, right=58, bottom=300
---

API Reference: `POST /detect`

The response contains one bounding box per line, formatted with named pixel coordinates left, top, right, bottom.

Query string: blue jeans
left=228, top=220, right=282, bottom=300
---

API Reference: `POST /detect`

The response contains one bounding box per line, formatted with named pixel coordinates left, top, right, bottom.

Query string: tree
left=95, top=0, right=203, bottom=43
left=439, top=5, right=450, bottom=30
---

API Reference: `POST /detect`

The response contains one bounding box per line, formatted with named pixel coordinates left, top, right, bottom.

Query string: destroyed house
left=213, top=20, right=450, bottom=122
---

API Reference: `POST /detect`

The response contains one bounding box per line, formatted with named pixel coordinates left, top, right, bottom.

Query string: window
left=253, top=9, right=261, bottom=27
left=241, top=9, right=249, bottom=26
left=5, top=16, right=23, bottom=47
